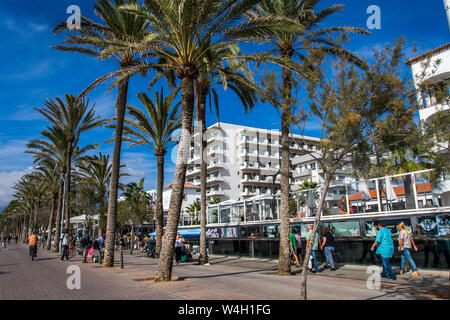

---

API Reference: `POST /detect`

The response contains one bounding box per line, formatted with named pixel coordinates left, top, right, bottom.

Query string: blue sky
left=0, top=0, right=449, bottom=209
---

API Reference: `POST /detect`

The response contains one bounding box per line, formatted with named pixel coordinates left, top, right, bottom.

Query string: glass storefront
left=206, top=214, right=450, bottom=270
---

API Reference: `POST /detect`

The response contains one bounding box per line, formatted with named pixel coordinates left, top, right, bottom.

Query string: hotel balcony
left=206, top=175, right=224, bottom=184
left=186, top=167, right=200, bottom=177
left=207, top=189, right=226, bottom=197
left=207, top=162, right=223, bottom=171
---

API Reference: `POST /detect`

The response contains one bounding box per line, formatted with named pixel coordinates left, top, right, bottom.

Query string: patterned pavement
left=0, top=243, right=448, bottom=300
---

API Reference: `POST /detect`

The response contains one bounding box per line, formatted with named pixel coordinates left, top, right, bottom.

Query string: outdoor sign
left=364, top=218, right=412, bottom=237
left=220, top=227, right=238, bottom=239
left=322, top=221, right=361, bottom=237
left=206, top=228, right=219, bottom=238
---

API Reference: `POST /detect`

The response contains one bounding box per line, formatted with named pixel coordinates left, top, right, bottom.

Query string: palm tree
left=185, top=201, right=201, bottom=225
left=194, top=44, right=257, bottom=265
left=120, top=0, right=303, bottom=282
left=27, top=126, right=98, bottom=250
left=79, top=153, right=116, bottom=237
left=120, top=178, right=153, bottom=227
left=13, top=173, right=46, bottom=236
left=35, top=94, right=104, bottom=234
left=120, top=87, right=181, bottom=254
left=36, top=163, right=60, bottom=250
left=252, top=0, right=369, bottom=275
left=52, top=0, right=152, bottom=267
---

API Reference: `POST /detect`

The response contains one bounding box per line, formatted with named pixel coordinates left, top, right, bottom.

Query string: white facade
left=185, top=122, right=352, bottom=202
left=407, top=43, right=450, bottom=123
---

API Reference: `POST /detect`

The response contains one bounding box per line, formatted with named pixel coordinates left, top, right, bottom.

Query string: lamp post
left=59, top=172, right=66, bottom=254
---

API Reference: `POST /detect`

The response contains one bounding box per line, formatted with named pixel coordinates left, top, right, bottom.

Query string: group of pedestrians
left=289, top=226, right=336, bottom=273
left=289, top=222, right=421, bottom=279
left=0, top=234, right=18, bottom=250
left=370, top=222, right=419, bottom=280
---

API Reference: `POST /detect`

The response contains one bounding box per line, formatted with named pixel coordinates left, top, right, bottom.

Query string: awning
left=149, top=227, right=200, bottom=239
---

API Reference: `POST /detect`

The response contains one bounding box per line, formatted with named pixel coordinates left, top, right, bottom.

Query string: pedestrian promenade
left=0, top=243, right=448, bottom=300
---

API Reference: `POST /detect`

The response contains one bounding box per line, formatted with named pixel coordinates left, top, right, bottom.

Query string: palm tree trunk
left=103, top=77, right=130, bottom=268
left=278, top=62, right=293, bottom=275
left=53, top=181, right=64, bottom=251
left=155, top=75, right=195, bottom=281
left=22, top=215, right=28, bottom=243
left=64, top=146, right=72, bottom=232
left=155, top=153, right=165, bottom=254
left=198, top=92, right=208, bottom=265
left=33, top=200, right=39, bottom=228
left=45, top=193, right=57, bottom=250
left=299, top=176, right=331, bottom=300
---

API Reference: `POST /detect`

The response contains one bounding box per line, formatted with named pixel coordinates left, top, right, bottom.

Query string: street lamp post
left=59, top=172, right=66, bottom=254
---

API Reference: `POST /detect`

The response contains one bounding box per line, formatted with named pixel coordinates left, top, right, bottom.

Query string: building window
left=311, top=163, right=316, bottom=170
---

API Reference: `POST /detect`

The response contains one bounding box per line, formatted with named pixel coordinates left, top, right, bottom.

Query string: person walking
left=81, top=229, right=90, bottom=263
left=174, top=233, right=185, bottom=265
left=60, top=229, right=70, bottom=261
left=306, top=225, right=320, bottom=273
left=289, top=229, right=300, bottom=267
left=1, top=237, right=7, bottom=250
left=320, top=228, right=336, bottom=271
left=397, top=223, right=419, bottom=276
left=371, top=222, right=396, bottom=280
left=294, top=229, right=303, bottom=266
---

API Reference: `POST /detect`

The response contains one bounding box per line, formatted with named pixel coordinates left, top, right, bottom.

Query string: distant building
left=184, top=122, right=353, bottom=203
left=406, top=42, right=450, bottom=123
left=148, top=182, right=200, bottom=226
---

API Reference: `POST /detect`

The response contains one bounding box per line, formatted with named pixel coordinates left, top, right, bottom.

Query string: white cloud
left=3, top=18, right=48, bottom=37
left=0, top=167, right=33, bottom=209
left=0, top=139, right=32, bottom=171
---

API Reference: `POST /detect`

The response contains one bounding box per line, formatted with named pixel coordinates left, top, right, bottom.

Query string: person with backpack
left=60, top=229, right=70, bottom=261
left=320, top=228, right=336, bottom=271
left=397, top=223, right=419, bottom=276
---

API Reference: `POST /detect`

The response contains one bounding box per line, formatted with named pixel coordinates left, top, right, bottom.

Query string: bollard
left=120, top=250, right=124, bottom=269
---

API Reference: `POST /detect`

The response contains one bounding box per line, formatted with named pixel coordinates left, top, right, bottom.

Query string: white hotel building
left=185, top=122, right=352, bottom=203
left=406, top=42, right=450, bottom=123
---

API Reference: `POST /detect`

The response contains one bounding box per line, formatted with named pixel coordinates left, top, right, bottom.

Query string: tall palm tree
left=27, top=126, right=98, bottom=250
left=194, top=44, right=257, bottom=265
left=53, top=0, right=153, bottom=267
left=120, top=87, right=181, bottom=254
left=35, top=94, right=104, bottom=234
left=252, top=0, right=369, bottom=275
left=121, top=0, right=303, bottom=282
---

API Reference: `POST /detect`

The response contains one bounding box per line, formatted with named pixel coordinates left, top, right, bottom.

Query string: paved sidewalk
left=1, top=243, right=448, bottom=300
